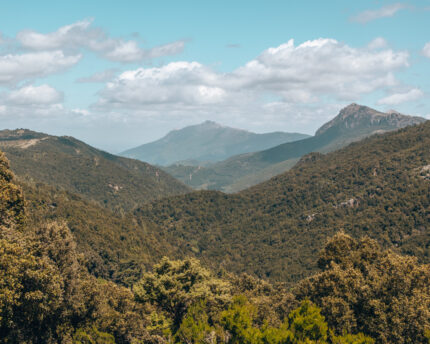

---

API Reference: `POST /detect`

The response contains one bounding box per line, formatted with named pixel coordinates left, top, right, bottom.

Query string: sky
left=0, top=0, right=429, bottom=153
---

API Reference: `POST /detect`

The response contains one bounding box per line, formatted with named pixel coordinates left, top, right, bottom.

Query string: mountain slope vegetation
left=0, top=129, right=190, bottom=212
left=164, top=104, right=426, bottom=192
left=1, top=127, right=429, bottom=342
left=135, top=120, right=430, bottom=284
left=121, top=120, right=310, bottom=165
left=1, top=150, right=393, bottom=343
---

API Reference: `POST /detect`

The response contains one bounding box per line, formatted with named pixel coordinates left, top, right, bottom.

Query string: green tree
left=297, top=232, right=430, bottom=343
left=175, top=300, right=216, bottom=344
left=287, top=300, right=328, bottom=343
left=220, top=296, right=262, bottom=344
left=134, top=257, right=231, bottom=327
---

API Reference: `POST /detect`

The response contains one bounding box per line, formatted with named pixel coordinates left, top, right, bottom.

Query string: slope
left=135, top=120, right=430, bottom=284
left=0, top=129, right=190, bottom=212
left=121, top=120, right=309, bottom=165
left=20, top=180, right=172, bottom=285
left=164, top=104, right=426, bottom=192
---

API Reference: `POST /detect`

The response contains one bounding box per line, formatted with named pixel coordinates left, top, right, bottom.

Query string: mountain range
left=134, top=119, right=430, bottom=283
left=0, top=104, right=427, bottom=285
left=121, top=120, right=310, bottom=165
left=1, top=104, right=429, bottom=343
left=162, top=104, right=426, bottom=192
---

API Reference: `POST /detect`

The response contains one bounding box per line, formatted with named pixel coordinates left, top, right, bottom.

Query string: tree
left=296, top=232, right=430, bottom=343
left=134, top=257, right=231, bottom=327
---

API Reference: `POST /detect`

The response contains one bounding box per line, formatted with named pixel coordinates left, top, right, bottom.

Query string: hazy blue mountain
left=121, top=120, right=310, bottom=165
left=163, top=104, right=426, bottom=192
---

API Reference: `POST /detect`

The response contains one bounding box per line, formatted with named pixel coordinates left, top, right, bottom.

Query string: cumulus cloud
left=367, top=37, right=388, bottom=50
left=17, top=19, right=185, bottom=62
left=97, top=62, right=227, bottom=107
left=0, top=84, right=65, bottom=119
left=230, top=38, right=407, bottom=101
left=72, top=108, right=91, bottom=116
left=17, top=20, right=94, bottom=50
left=7, top=84, right=63, bottom=105
left=98, top=38, right=408, bottom=109
left=422, top=42, right=430, bottom=58
left=351, top=3, right=407, bottom=23
left=94, top=38, right=410, bottom=132
left=0, top=50, right=81, bottom=84
left=76, top=69, right=118, bottom=83
left=377, top=88, right=424, bottom=105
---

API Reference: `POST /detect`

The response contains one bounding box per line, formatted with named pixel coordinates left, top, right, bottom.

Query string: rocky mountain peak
left=315, top=103, right=426, bottom=136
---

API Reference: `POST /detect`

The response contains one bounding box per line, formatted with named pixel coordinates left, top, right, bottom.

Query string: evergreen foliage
left=296, top=233, right=430, bottom=344
left=0, top=129, right=190, bottom=213
left=1, top=118, right=430, bottom=342
left=135, top=121, right=430, bottom=284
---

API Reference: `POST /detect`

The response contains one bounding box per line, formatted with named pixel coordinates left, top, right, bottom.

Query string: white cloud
left=94, top=38, right=410, bottom=132
left=0, top=84, right=66, bottom=119
left=72, top=108, right=91, bottom=116
left=0, top=50, right=81, bottom=84
left=17, top=19, right=94, bottom=50
left=377, top=88, right=424, bottom=105
left=104, top=40, right=143, bottom=62
left=98, top=61, right=227, bottom=107
left=17, top=19, right=185, bottom=63
left=351, top=3, right=407, bottom=23
left=230, top=38, right=407, bottom=101
left=7, top=84, right=63, bottom=105
left=367, top=37, right=388, bottom=50
left=422, top=42, right=430, bottom=58
left=76, top=69, right=118, bottom=83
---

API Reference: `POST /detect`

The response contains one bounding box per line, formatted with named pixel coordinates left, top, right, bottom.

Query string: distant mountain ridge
left=121, top=120, right=310, bottom=165
left=0, top=129, right=190, bottom=212
left=162, top=104, right=427, bottom=192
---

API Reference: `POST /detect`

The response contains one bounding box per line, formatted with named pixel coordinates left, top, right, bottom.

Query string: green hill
left=1, top=125, right=429, bottom=343
left=163, top=104, right=426, bottom=192
left=135, top=120, right=430, bottom=284
left=0, top=129, right=190, bottom=212
left=121, top=120, right=309, bottom=165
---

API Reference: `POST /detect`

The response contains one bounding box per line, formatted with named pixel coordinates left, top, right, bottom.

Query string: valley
left=161, top=104, right=426, bottom=192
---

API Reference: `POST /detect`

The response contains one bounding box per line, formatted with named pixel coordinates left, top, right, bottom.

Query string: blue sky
left=0, top=0, right=429, bottom=152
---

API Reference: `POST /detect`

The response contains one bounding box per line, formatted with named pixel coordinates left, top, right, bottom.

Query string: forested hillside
left=163, top=104, right=426, bottom=192
left=1, top=145, right=429, bottom=342
left=0, top=129, right=190, bottom=212
left=136, top=120, right=430, bottom=283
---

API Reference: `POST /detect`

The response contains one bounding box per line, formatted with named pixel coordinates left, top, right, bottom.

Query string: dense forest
left=1, top=118, right=430, bottom=342
left=0, top=129, right=190, bottom=213
left=1, top=149, right=429, bottom=342
left=135, top=121, right=430, bottom=284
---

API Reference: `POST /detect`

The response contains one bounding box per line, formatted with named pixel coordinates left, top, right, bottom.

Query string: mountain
left=164, top=104, right=426, bottom=192
left=134, top=120, right=430, bottom=284
left=2, top=127, right=429, bottom=344
left=315, top=105, right=423, bottom=136
left=0, top=129, right=190, bottom=212
left=121, top=120, right=310, bottom=165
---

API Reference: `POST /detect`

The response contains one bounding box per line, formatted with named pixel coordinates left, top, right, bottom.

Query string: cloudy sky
left=0, top=0, right=429, bottom=152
